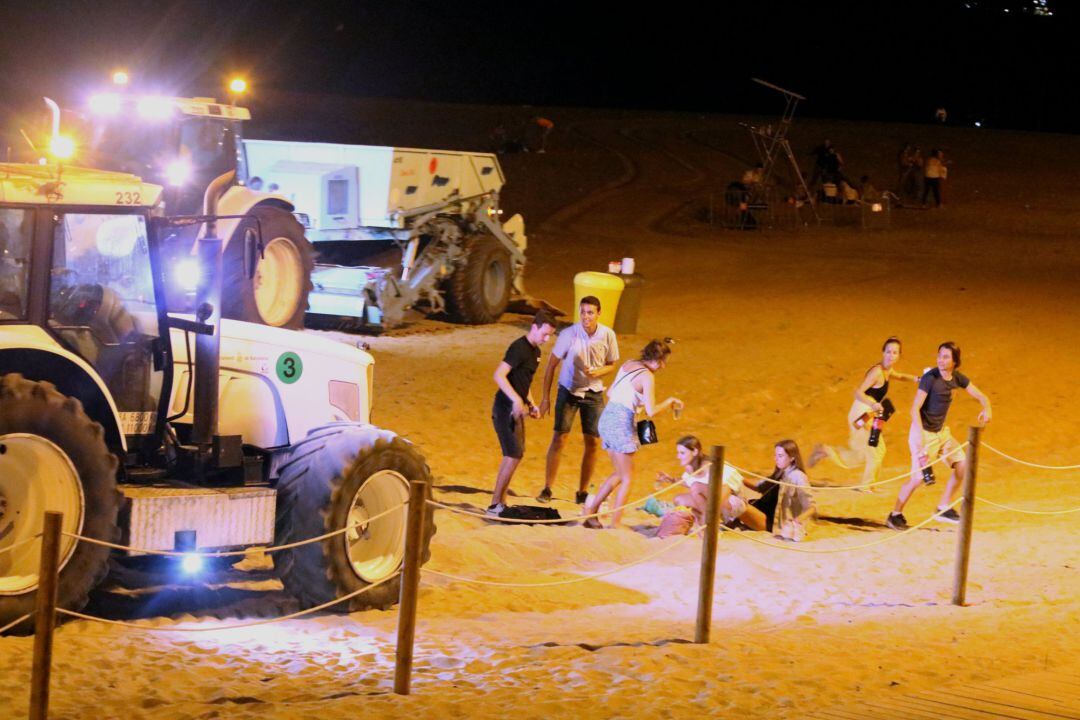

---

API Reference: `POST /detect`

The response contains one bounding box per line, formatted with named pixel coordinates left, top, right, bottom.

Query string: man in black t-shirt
left=488, top=311, right=557, bottom=515
left=887, top=342, right=992, bottom=530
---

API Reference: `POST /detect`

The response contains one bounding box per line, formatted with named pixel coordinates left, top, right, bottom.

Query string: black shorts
left=492, top=400, right=525, bottom=459
left=553, top=386, right=604, bottom=436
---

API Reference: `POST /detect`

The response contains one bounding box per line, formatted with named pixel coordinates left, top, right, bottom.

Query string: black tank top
left=865, top=365, right=889, bottom=402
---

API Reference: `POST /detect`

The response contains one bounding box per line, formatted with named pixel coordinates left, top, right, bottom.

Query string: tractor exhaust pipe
left=191, top=171, right=235, bottom=447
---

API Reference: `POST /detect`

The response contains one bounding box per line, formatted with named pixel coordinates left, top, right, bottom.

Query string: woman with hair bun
left=582, top=339, right=684, bottom=529
left=809, top=337, right=919, bottom=490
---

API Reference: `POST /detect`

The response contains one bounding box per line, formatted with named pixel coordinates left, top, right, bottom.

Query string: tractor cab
left=79, top=94, right=250, bottom=216
left=0, top=164, right=170, bottom=453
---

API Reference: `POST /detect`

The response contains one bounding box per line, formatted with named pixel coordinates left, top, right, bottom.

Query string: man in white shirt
left=536, top=296, right=619, bottom=504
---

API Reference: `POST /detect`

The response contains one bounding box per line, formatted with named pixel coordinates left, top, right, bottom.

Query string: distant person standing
left=808, top=139, right=833, bottom=188
left=886, top=342, right=992, bottom=530
left=922, top=149, right=945, bottom=208
left=536, top=296, right=619, bottom=504
left=487, top=311, right=557, bottom=515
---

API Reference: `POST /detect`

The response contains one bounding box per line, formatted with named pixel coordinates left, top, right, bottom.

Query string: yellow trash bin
left=573, top=271, right=624, bottom=324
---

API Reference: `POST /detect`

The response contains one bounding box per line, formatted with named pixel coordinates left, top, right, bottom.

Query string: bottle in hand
left=867, top=415, right=883, bottom=447
left=918, top=452, right=936, bottom=485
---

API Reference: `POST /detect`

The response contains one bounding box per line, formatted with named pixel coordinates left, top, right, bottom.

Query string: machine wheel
left=222, top=205, right=314, bottom=330
left=273, top=423, right=436, bottom=611
left=444, top=233, right=512, bottom=324
left=0, top=375, right=120, bottom=634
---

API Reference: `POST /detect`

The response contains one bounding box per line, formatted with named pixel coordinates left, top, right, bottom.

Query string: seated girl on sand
left=654, top=436, right=767, bottom=530
left=746, top=440, right=816, bottom=542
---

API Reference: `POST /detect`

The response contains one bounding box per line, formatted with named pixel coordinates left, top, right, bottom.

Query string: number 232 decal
left=115, top=191, right=142, bottom=205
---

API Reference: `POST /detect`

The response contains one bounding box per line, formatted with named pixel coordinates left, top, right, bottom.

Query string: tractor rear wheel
left=222, top=205, right=314, bottom=330
left=444, top=233, right=512, bottom=324
left=0, top=375, right=120, bottom=634
left=273, top=424, right=436, bottom=611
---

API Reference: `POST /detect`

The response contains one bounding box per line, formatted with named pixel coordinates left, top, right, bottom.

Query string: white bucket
left=621, top=257, right=635, bottom=274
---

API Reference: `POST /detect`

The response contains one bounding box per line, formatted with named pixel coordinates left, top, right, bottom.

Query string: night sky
left=1, top=0, right=1077, bottom=133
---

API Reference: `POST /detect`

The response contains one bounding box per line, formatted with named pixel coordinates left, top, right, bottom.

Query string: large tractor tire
left=273, top=423, right=436, bottom=611
left=222, top=205, right=314, bottom=330
left=0, top=375, right=120, bottom=634
left=444, top=233, right=513, bottom=324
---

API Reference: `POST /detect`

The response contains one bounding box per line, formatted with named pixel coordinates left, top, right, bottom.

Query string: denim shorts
left=553, top=386, right=604, bottom=436
left=598, top=403, right=639, bottom=454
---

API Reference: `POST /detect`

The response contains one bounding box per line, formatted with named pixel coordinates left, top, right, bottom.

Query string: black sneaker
left=935, top=507, right=960, bottom=524
left=575, top=491, right=589, bottom=505
left=886, top=512, right=909, bottom=531
left=536, top=487, right=553, bottom=503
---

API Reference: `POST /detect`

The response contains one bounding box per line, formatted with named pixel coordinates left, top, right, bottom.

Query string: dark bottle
left=867, top=415, right=883, bottom=447
left=918, top=452, right=936, bottom=485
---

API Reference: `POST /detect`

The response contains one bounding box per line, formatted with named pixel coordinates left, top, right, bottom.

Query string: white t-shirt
left=682, top=461, right=743, bottom=494
left=552, top=322, right=619, bottom=396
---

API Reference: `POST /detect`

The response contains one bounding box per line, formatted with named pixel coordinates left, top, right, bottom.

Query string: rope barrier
left=982, top=442, right=1080, bottom=471
left=60, top=502, right=406, bottom=557
left=975, top=497, right=1080, bottom=516
left=55, top=572, right=400, bottom=632
left=0, top=533, right=43, bottom=557
left=422, top=528, right=703, bottom=587
left=716, top=499, right=964, bottom=554
left=731, top=442, right=970, bottom=491
left=427, top=481, right=682, bottom=525
left=0, top=612, right=33, bottom=635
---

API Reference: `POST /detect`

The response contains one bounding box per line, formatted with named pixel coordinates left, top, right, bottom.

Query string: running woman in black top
left=810, top=337, right=919, bottom=490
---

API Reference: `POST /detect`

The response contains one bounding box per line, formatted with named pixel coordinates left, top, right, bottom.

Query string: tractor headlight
left=174, top=258, right=201, bottom=292
left=165, top=159, right=192, bottom=187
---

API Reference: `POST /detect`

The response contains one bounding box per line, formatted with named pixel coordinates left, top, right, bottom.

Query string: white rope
left=982, top=442, right=1080, bottom=470
left=717, top=499, right=963, bottom=554
left=975, top=497, right=1080, bottom=516
left=427, top=481, right=682, bottom=524
left=56, top=572, right=400, bottom=632
left=0, top=612, right=33, bottom=635
left=731, top=443, right=970, bottom=491
left=423, top=527, right=704, bottom=587
left=0, top=533, right=43, bottom=557
left=61, top=502, right=406, bottom=557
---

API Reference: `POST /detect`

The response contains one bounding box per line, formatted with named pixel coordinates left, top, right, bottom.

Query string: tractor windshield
left=81, top=115, right=240, bottom=215
left=48, top=212, right=165, bottom=431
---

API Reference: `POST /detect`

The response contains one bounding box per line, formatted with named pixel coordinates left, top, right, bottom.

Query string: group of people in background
left=486, top=295, right=992, bottom=540
left=897, top=143, right=950, bottom=208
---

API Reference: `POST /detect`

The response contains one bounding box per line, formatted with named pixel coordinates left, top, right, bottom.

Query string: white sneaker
left=485, top=503, right=506, bottom=517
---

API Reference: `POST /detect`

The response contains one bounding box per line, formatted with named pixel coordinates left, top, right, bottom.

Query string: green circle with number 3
left=276, top=352, right=303, bottom=384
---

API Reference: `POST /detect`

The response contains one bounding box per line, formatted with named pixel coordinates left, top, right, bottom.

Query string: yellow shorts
left=920, top=427, right=965, bottom=467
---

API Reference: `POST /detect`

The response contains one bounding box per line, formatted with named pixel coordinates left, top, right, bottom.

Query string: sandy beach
left=1, top=102, right=1078, bottom=719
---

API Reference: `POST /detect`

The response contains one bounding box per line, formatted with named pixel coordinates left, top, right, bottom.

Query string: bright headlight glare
left=137, top=95, right=173, bottom=120
left=166, top=159, right=192, bottom=187
left=181, top=553, right=203, bottom=574
left=174, top=259, right=201, bottom=292
left=89, top=93, right=122, bottom=116
left=48, top=135, right=76, bottom=160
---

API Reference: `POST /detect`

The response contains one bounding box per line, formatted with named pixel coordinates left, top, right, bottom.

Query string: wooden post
left=695, top=446, right=724, bottom=643
left=394, top=480, right=428, bottom=695
left=952, top=426, right=982, bottom=606
left=29, top=511, right=63, bottom=720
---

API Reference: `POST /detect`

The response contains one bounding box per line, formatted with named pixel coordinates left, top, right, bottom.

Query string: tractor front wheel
left=0, top=375, right=120, bottom=634
left=222, top=205, right=314, bottom=330
left=273, top=424, right=436, bottom=611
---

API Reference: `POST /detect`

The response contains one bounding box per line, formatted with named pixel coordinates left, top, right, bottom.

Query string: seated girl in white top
left=656, top=436, right=767, bottom=530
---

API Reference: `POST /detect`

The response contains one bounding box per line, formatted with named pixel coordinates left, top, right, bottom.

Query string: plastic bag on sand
left=656, top=508, right=695, bottom=538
